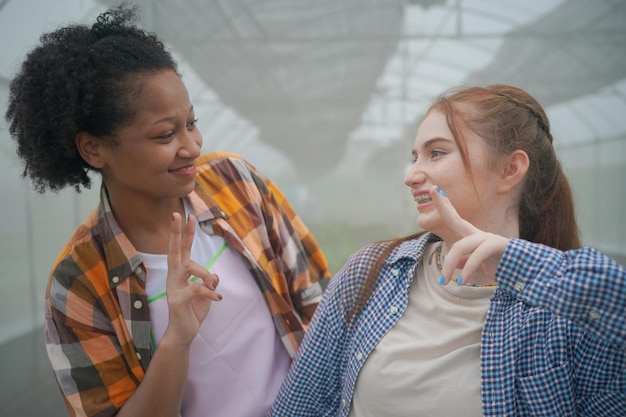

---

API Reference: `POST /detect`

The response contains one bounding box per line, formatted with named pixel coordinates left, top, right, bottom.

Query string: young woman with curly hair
left=6, top=6, right=329, bottom=417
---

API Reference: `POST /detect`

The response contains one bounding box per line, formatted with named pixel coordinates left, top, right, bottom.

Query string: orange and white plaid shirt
left=45, top=152, right=330, bottom=417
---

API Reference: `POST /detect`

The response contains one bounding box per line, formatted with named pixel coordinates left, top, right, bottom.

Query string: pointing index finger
left=430, top=185, right=476, bottom=239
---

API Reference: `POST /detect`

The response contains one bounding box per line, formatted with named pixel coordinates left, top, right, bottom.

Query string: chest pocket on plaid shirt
left=517, top=363, right=576, bottom=416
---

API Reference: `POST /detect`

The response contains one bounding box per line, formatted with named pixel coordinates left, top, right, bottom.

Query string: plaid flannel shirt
left=45, top=152, right=330, bottom=417
left=270, top=233, right=626, bottom=417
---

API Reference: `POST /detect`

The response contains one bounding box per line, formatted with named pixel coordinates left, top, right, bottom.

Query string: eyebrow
left=150, top=105, right=195, bottom=126
left=412, top=136, right=453, bottom=155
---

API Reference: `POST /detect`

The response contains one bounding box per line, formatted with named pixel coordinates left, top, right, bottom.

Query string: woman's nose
left=404, top=161, right=425, bottom=187
left=179, top=130, right=202, bottom=158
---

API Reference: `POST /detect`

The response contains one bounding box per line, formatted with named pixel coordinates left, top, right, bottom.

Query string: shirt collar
left=95, top=183, right=227, bottom=288
left=384, top=232, right=442, bottom=266
left=95, top=185, right=144, bottom=287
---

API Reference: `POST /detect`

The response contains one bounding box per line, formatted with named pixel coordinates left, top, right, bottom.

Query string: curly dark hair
left=5, top=4, right=178, bottom=193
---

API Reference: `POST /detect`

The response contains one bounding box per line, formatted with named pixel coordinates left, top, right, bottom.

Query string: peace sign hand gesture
left=162, top=212, right=222, bottom=347
left=431, top=186, right=510, bottom=287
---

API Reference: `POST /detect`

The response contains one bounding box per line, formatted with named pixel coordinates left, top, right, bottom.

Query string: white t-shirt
left=140, top=202, right=291, bottom=417
left=349, top=242, right=496, bottom=417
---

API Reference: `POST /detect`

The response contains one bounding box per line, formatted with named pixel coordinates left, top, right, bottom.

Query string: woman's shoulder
left=54, top=209, right=100, bottom=261
left=349, top=232, right=429, bottom=261
left=196, top=151, right=244, bottom=165
left=194, top=152, right=259, bottom=186
left=334, top=234, right=428, bottom=283
left=47, top=208, right=108, bottom=302
left=50, top=204, right=131, bottom=294
left=195, top=152, right=251, bottom=174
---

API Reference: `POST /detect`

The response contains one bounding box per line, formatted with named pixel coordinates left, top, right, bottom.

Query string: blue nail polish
left=436, top=186, right=447, bottom=197
left=456, top=276, right=463, bottom=285
left=439, top=276, right=445, bottom=285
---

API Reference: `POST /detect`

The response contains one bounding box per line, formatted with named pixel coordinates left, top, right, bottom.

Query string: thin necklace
left=428, top=241, right=496, bottom=287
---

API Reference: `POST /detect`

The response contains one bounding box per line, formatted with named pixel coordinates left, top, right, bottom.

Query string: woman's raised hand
left=163, top=212, right=221, bottom=346
left=430, top=186, right=509, bottom=286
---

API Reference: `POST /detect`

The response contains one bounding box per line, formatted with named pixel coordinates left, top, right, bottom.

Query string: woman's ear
left=497, top=150, right=529, bottom=193
left=75, top=131, right=106, bottom=169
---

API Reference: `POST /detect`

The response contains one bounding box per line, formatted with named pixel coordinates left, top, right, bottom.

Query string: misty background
left=1, top=0, right=625, bottom=415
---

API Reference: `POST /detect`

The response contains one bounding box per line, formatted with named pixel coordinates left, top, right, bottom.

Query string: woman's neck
left=106, top=188, right=187, bottom=254
left=437, top=205, right=520, bottom=246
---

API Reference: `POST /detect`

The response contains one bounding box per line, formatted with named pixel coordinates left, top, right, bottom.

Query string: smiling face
left=94, top=70, right=202, bottom=207
left=404, top=109, right=502, bottom=238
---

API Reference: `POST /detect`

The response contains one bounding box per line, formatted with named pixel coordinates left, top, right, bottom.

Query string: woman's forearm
left=115, top=337, right=191, bottom=417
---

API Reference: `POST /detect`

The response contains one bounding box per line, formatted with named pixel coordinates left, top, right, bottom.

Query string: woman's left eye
left=187, top=118, right=198, bottom=129
left=431, top=149, right=445, bottom=158
left=159, top=131, right=175, bottom=139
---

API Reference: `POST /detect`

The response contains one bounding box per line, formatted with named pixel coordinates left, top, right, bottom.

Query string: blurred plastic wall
left=1, top=0, right=625, bottom=348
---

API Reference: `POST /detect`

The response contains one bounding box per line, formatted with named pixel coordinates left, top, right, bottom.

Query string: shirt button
left=356, top=352, right=363, bottom=361
left=390, top=306, right=399, bottom=314
left=588, top=310, right=600, bottom=320
left=134, top=266, right=142, bottom=276
left=136, top=352, right=142, bottom=360
left=111, top=276, right=120, bottom=284
left=514, top=282, right=525, bottom=292
left=133, top=300, right=143, bottom=310
left=342, top=399, right=347, bottom=407
left=391, top=269, right=399, bottom=276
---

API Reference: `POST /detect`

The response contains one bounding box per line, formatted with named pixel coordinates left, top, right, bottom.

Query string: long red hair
left=347, top=85, right=580, bottom=322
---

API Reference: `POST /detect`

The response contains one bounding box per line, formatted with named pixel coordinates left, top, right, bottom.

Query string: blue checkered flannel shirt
left=269, top=233, right=626, bottom=417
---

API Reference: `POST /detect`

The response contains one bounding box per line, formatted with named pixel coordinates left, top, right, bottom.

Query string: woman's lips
left=170, top=165, right=197, bottom=178
left=414, top=194, right=432, bottom=204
